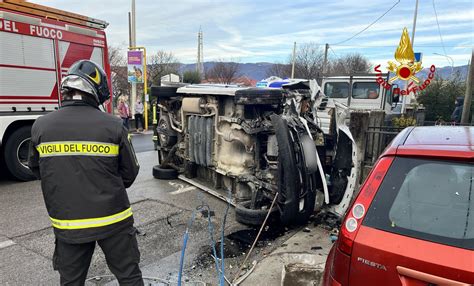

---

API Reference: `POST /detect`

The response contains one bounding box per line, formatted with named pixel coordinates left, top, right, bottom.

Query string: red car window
left=363, top=157, right=473, bottom=250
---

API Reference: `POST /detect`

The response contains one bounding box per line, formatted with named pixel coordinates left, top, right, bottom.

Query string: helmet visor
left=60, top=75, right=100, bottom=102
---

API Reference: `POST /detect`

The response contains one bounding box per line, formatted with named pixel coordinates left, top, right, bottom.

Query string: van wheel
left=157, top=115, right=177, bottom=148
left=4, top=126, right=36, bottom=181
left=270, top=115, right=300, bottom=225
left=235, top=201, right=278, bottom=226
left=152, top=165, right=178, bottom=180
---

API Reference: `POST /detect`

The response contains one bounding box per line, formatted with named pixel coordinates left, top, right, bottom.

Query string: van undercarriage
left=152, top=81, right=358, bottom=225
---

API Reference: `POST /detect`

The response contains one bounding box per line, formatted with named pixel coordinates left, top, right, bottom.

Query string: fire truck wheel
left=152, top=165, right=178, bottom=180
left=4, top=126, right=36, bottom=181
left=235, top=201, right=278, bottom=226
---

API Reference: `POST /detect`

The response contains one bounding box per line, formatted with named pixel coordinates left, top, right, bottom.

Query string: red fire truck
left=0, top=0, right=112, bottom=181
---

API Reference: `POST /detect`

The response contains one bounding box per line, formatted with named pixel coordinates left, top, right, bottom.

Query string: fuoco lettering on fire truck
left=0, top=20, right=19, bottom=32
left=29, top=25, right=63, bottom=40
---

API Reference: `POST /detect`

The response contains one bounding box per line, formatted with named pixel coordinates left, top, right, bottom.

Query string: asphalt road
left=0, top=132, right=297, bottom=285
left=130, top=132, right=155, bottom=153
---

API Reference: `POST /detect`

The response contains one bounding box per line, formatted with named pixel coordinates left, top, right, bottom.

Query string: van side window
left=352, top=82, right=380, bottom=99
left=324, top=82, right=349, bottom=98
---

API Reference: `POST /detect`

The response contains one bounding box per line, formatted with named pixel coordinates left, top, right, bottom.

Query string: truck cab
left=321, top=74, right=399, bottom=113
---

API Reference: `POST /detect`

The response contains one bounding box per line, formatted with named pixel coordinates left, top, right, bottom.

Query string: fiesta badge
left=375, top=27, right=436, bottom=96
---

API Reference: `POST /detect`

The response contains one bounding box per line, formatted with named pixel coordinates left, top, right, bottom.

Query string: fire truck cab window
left=324, top=82, right=349, bottom=98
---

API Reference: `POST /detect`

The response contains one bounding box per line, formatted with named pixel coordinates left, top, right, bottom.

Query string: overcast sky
left=34, top=0, right=473, bottom=67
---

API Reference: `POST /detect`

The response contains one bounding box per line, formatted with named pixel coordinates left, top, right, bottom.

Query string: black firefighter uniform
left=28, top=100, right=142, bottom=283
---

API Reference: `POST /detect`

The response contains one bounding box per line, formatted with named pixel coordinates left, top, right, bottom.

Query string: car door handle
left=397, top=266, right=470, bottom=286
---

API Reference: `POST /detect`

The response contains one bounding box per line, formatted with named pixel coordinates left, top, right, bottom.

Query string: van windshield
left=363, top=157, right=474, bottom=250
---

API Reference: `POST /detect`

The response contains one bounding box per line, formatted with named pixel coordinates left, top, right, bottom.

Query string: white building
left=161, top=73, right=180, bottom=85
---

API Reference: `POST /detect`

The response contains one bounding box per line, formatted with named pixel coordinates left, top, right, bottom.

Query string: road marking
left=170, top=186, right=196, bottom=195
left=0, top=240, right=15, bottom=249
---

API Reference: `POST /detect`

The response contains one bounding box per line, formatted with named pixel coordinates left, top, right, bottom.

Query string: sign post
left=127, top=50, right=144, bottom=83
left=127, top=47, right=148, bottom=130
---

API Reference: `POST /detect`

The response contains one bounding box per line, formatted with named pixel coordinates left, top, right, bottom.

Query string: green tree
left=417, top=74, right=466, bottom=122
left=183, top=70, right=202, bottom=84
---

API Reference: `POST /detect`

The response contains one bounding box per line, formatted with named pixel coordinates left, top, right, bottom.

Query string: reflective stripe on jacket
left=28, top=100, right=140, bottom=243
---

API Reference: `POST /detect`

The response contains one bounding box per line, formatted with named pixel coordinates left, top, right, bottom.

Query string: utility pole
left=196, top=28, right=200, bottom=74
left=196, top=27, right=204, bottom=78
left=291, top=42, right=296, bottom=78
left=128, top=12, right=132, bottom=48
left=323, top=43, right=329, bottom=75
left=401, top=0, right=419, bottom=114
left=130, top=0, right=137, bottom=117
left=461, top=51, right=473, bottom=124
left=411, top=0, right=419, bottom=46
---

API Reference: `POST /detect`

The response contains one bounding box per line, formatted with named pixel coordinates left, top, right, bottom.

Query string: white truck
left=0, top=0, right=112, bottom=180
left=321, top=74, right=399, bottom=111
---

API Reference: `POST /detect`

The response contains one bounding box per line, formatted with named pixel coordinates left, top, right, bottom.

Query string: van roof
left=322, top=73, right=389, bottom=79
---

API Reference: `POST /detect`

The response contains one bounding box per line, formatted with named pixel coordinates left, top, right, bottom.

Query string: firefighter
left=28, top=60, right=143, bottom=286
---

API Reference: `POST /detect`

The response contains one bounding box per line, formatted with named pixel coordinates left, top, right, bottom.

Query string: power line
left=331, top=0, right=401, bottom=45
left=329, top=46, right=340, bottom=59
left=330, top=44, right=471, bottom=48
left=432, top=0, right=450, bottom=66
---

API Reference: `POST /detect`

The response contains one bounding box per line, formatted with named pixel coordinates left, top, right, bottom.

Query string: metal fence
left=363, top=126, right=405, bottom=166
left=363, top=123, right=473, bottom=169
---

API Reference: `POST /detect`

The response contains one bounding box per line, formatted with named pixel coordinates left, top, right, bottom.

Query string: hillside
left=180, top=62, right=274, bottom=81
left=179, top=62, right=469, bottom=82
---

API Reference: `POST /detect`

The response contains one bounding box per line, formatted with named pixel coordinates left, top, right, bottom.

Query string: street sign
left=127, top=50, right=144, bottom=83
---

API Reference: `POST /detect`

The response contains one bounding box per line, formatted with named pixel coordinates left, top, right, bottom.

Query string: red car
left=323, top=126, right=474, bottom=285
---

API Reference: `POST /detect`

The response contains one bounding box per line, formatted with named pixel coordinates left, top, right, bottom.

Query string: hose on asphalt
left=232, top=192, right=279, bottom=284
left=197, top=195, right=221, bottom=279
left=219, top=189, right=232, bottom=286
left=177, top=193, right=223, bottom=285
left=177, top=208, right=198, bottom=286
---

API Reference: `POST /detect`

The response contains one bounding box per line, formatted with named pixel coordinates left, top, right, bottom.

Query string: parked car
left=323, top=126, right=474, bottom=285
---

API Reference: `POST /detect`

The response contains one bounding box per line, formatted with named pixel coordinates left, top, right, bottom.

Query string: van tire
left=152, top=165, right=178, bottom=180
left=235, top=201, right=278, bottom=226
left=157, top=115, right=177, bottom=148
left=270, top=115, right=300, bottom=225
left=4, top=126, right=36, bottom=181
